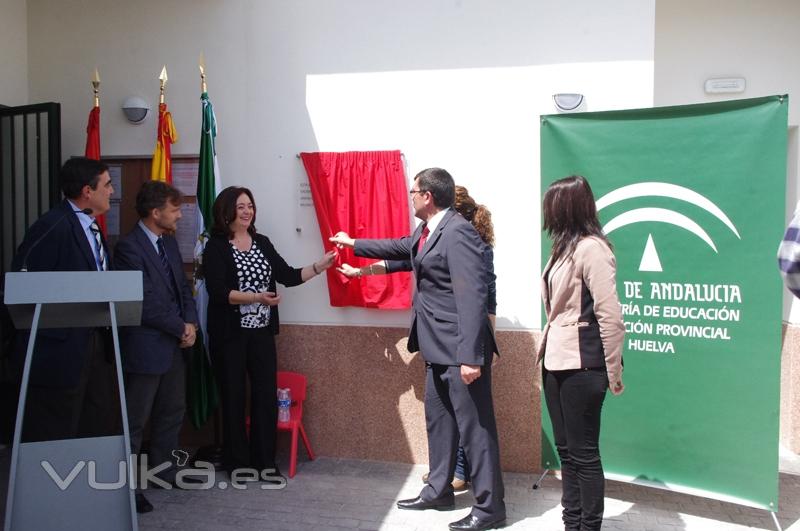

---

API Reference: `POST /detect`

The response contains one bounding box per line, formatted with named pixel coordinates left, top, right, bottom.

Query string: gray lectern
left=3, top=271, right=143, bottom=531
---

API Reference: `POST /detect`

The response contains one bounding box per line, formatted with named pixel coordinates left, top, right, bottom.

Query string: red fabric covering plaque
left=301, top=151, right=412, bottom=309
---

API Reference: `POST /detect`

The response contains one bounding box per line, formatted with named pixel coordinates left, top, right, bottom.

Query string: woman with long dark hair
left=539, top=175, right=624, bottom=531
left=202, top=186, right=335, bottom=480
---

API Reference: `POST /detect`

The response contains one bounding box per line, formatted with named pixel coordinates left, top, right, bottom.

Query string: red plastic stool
left=276, top=371, right=315, bottom=478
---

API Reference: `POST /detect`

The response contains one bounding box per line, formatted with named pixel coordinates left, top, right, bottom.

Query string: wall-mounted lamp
left=553, top=93, right=586, bottom=113
left=121, top=96, right=150, bottom=124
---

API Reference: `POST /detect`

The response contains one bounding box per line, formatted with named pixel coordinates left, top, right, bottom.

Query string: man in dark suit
left=11, top=157, right=117, bottom=442
left=330, top=168, right=505, bottom=531
left=114, top=181, right=197, bottom=513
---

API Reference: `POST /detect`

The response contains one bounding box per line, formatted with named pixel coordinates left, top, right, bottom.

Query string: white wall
left=0, top=0, right=28, bottom=106
left=654, top=0, right=800, bottom=323
left=26, top=0, right=655, bottom=329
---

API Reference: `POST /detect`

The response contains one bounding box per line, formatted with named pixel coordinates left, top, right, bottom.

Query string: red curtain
left=301, top=151, right=412, bottom=309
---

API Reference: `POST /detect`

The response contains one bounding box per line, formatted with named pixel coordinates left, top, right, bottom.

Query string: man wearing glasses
left=331, top=168, right=505, bottom=531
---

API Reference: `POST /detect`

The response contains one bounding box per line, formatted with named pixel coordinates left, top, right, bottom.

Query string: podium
left=3, top=271, right=143, bottom=531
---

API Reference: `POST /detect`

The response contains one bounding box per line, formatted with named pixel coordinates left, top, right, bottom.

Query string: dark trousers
left=421, top=363, right=505, bottom=521
left=23, top=329, right=119, bottom=442
left=125, top=349, right=186, bottom=483
left=543, top=367, right=608, bottom=531
left=211, top=327, right=277, bottom=472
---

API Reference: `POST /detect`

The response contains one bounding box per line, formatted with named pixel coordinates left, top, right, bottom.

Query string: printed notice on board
left=106, top=201, right=121, bottom=236
left=104, top=165, right=122, bottom=236
left=295, top=179, right=314, bottom=233
left=176, top=202, right=198, bottom=262
left=107, top=164, right=122, bottom=195
left=299, top=181, right=313, bottom=207
left=173, top=161, right=199, bottom=196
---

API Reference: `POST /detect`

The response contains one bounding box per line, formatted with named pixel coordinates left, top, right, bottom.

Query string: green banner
left=540, top=96, right=788, bottom=510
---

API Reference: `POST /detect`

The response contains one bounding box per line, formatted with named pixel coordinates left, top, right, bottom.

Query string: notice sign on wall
left=540, top=96, right=788, bottom=510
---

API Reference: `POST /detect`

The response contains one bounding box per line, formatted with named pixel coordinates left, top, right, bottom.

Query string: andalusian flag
left=188, top=91, right=221, bottom=428
left=150, top=102, right=178, bottom=182
left=84, top=105, right=106, bottom=233
left=195, top=92, right=222, bottom=252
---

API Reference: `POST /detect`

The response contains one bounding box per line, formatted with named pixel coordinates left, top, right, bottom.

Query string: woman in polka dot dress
left=203, top=186, right=336, bottom=481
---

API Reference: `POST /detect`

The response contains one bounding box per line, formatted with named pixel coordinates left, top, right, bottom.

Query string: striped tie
left=156, top=237, right=171, bottom=277
left=89, top=221, right=107, bottom=271
left=157, top=236, right=180, bottom=305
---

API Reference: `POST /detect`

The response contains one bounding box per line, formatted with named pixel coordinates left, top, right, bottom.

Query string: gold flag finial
left=199, top=52, right=207, bottom=93
left=91, top=67, right=101, bottom=107
left=159, top=65, right=168, bottom=104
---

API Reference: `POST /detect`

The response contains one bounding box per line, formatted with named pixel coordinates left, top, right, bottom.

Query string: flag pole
left=86, top=68, right=106, bottom=232
left=159, top=65, right=167, bottom=104
left=151, top=65, right=177, bottom=183
left=91, top=67, right=100, bottom=108
left=190, top=52, right=223, bottom=466
left=199, top=52, right=207, bottom=93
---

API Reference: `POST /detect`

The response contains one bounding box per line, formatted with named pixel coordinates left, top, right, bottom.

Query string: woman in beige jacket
left=539, top=175, right=624, bottom=531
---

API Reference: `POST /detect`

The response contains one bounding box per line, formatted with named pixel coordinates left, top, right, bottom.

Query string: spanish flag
left=150, top=102, right=178, bottom=182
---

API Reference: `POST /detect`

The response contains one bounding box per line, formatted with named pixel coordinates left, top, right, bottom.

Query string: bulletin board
left=101, top=155, right=199, bottom=271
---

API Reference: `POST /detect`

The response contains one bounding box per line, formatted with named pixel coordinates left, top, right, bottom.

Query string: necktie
left=417, top=225, right=430, bottom=252
left=157, top=237, right=171, bottom=277
left=157, top=236, right=180, bottom=301
left=89, top=221, right=107, bottom=271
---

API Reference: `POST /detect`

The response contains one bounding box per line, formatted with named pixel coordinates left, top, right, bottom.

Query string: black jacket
left=202, top=233, right=304, bottom=342
left=10, top=200, right=112, bottom=387
left=386, top=244, right=497, bottom=315
left=356, top=209, right=496, bottom=366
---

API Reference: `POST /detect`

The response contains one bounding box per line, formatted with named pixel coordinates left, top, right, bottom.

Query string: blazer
left=356, top=209, right=496, bottom=366
left=10, top=199, right=112, bottom=387
left=114, top=224, right=198, bottom=375
left=202, top=233, right=304, bottom=342
left=387, top=244, right=498, bottom=315
left=537, top=236, right=624, bottom=387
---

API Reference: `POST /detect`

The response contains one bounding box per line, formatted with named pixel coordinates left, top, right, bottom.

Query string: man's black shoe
left=448, top=514, right=506, bottom=530
left=135, top=492, right=153, bottom=514
left=397, top=494, right=455, bottom=511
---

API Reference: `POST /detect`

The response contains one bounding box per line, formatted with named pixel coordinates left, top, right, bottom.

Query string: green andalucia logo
left=595, top=182, right=741, bottom=272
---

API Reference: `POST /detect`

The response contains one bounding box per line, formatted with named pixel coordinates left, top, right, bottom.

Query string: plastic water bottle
left=277, top=388, right=291, bottom=423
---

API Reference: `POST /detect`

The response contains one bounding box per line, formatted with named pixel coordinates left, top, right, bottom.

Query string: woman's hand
left=329, top=232, right=355, bottom=249
left=609, top=379, right=624, bottom=395
left=316, top=250, right=337, bottom=272
left=256, top=291, right=281, bottom=306
left=336, top=263, right=361, bottom=278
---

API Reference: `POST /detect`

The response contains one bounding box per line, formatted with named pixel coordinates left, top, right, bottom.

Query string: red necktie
left=417, top=225, right=430, bottom=252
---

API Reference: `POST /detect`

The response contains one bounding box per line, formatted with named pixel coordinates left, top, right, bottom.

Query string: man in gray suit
left=330, top=168, right=505, bottom=531
left=115, top=181, right=197, bottom=513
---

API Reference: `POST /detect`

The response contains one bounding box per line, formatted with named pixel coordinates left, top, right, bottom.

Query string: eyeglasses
left=409, top=189, right=427, bottom=196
